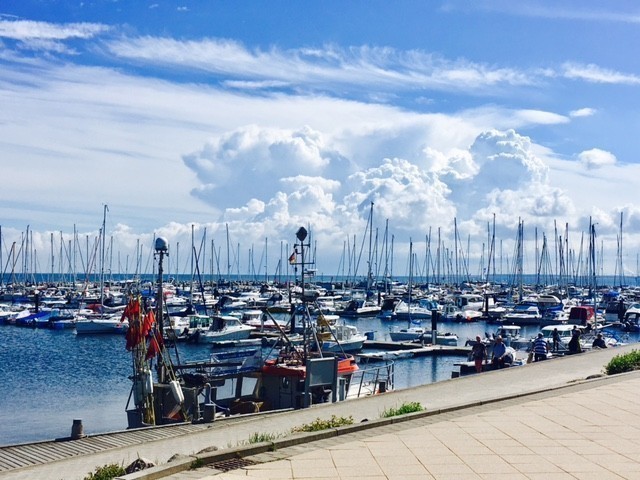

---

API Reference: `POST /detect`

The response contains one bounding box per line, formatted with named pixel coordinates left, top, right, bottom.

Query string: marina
left=0, top=293, right=635, bottom=446
left=0, top=226, right=638, bottom=446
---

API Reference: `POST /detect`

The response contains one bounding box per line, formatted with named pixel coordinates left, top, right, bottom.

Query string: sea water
left=0, top=317, right=633, bottom=446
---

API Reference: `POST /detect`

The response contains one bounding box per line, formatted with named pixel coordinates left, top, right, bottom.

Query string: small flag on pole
left=288, top=251, right=296, bottom=264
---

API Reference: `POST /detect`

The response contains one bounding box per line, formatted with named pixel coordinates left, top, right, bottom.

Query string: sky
left=1, top=0, right=640, bottom=281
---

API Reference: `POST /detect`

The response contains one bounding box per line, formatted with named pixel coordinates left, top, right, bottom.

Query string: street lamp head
left=296, top=227, right=308, bottom=242
left=155, top=237, right=169, bottom=253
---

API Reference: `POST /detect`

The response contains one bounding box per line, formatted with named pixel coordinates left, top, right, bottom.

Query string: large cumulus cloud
left=179, top=124, right=611, bottom=271
left=183, top=125, right=351, bottom=210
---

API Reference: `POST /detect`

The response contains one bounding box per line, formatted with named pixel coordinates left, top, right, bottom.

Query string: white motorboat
left=391, top=299, right=437, bottom=321
left=389, top=327, right=458, bottom=346
left=501, top=303, right=542, bottom=325
left=197, top=315, right=256, bottom=343
left=441, top=304, right=482, bottom=322
left=337, top=299, right=381, bottom=317
left=75, top=314, right=128, bottom=334
left=317, top=317, right=367, bottom=353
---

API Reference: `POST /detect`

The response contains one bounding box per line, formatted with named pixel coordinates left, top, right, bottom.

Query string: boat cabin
left=567, top=306, right=595, bottom=327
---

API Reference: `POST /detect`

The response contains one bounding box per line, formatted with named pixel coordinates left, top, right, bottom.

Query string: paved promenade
left=172, top=371, right=640, bottom=480
left=3, top=344, right=640, bottom=480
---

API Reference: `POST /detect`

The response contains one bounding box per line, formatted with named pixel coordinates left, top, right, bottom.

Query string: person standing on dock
left=471, top=335, right=487, bottom=373
left=568, top=326, right=582, bottom=354
left=491, top=336, right=508, bottom=368
left=552, top=328, right=560, bottom=352
left=533, top=333, right=548, bottom=361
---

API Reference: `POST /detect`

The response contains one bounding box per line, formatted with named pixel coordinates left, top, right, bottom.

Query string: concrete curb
left=116, top=369, right=638, bottom=480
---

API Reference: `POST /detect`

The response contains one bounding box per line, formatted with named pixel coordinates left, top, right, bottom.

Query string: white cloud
left=182, top=125, right=350, bottom=211
left=0, top=19, right=108, bottom=40
left=562, top=62, right=640, bottom=85
left=578, top=148, right=617, bottom=169
left=344, top=158, right=455, bottom=232
left=447, top=1, right=640, bottom=24
left=569, top=107, right=596, bottom=118
left=106, top=36, right=537, bottom=94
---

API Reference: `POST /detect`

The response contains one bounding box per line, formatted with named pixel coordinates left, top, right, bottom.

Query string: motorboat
left=196, top=315, right=256, bottom=343
left=75, top=314, right=128, bottom=334
left=316, top=314, right=367, bottom=353
left=337, top=298, right=381, bottom=317
left=501, top=303, right=542, bottom=325
left=389, top=327, right=458, bottom=346
left=441, top=304, right=482, bottom=322
left=391, top=299, right=437, bottom=321
left=621, top=303, right=640, bottom=331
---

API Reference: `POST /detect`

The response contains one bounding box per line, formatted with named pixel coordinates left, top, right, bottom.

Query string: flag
left=142, top=309, right=155, bottom=337
left=288, top=251, right=296, bottom=265
left=145, top=329, right=164, bottom=360
left=121, top=297, right=140, bottom=323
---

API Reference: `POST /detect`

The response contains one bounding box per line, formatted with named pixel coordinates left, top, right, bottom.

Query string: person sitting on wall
left=592, top=333, right=607, bottom=349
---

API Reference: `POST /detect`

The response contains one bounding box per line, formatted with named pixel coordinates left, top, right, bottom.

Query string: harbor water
left=0, top=316, right=634, bottom=446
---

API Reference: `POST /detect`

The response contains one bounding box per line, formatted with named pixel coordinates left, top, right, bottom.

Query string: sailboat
left=388, top=241, right=456, bottom=345
left=75, top=205, right=129, bottom=335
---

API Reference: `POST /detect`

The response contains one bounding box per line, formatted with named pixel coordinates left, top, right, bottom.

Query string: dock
left=358, top=340, right=470, bottom=361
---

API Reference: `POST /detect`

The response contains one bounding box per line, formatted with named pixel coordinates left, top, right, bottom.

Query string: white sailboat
left=75, top=205, right=129, bottom=335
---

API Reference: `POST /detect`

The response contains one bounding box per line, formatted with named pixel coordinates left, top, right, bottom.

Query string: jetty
left=1, top=343, right=639, bottom=480
left=357, top=340, right=469, bottom=361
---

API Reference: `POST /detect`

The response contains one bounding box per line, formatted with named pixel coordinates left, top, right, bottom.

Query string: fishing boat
left=125, top=230, right=365, bottom=429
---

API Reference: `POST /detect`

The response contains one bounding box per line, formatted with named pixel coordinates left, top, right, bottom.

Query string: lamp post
left=154, top=237, right=168, bottom=382
left=296, top=227, right=308, bottom=300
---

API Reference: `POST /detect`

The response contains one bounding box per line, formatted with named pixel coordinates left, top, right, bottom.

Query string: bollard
left=203, top=403, right=216, bottom=423
left=71, top=419, right=85, bottom=440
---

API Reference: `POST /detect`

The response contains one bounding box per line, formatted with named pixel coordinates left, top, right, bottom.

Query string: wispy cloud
left=569, top=107, right=596, bottom=118
left=444, top=0, right=640, bottom=24
left=105, top=36, right=536, bottom=94
left=0, top=18, right=108, bottom=41
left=562, top=62, right=640, bottom=85
left=0, top=18, right=109, bottom=53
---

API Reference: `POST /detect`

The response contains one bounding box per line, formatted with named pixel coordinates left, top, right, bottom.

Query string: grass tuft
left=83, top=463, right=125, bottom=480
left=381, top=402, right=424, bottom=418
left=291, top=415, right=354, bottom=433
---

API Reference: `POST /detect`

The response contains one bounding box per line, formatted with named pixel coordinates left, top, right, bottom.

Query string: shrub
left=291, top=415, right=354, bottom=433
left=83, top=463, right=125, bottom=480
left=381, top=402, right=424, bottom=418
left=605, top=350, right=640, bottom=375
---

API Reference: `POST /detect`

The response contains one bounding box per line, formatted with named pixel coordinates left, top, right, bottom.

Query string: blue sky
left=1, top=0, right=639, bottom=278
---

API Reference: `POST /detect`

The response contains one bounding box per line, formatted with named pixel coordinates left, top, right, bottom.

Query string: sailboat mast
left=367, top=201, right=374, bottom=295
left=100, top=205, right=108, bottom=306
